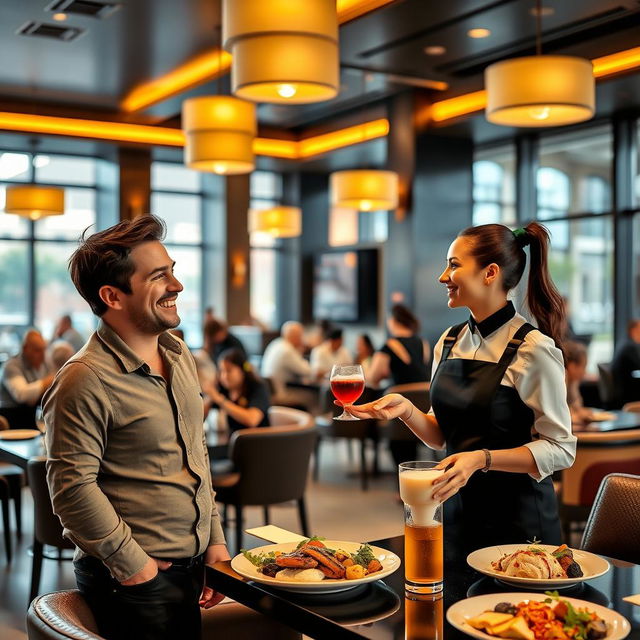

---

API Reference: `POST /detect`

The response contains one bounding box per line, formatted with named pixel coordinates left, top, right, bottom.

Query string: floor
left=0, top=438, right=408, bottom=639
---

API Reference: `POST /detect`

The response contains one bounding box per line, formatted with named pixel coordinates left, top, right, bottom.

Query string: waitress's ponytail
left=459, top=222, right=566, bottom=351
left=521, top=222, right=566, bottom=352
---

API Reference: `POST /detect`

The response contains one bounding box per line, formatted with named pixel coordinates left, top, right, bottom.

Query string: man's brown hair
left=69, top=215, right=166, bottom=316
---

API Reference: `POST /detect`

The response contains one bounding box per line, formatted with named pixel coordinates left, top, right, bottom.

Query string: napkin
left=622, top=594, right=640, bottom=606
left=244, top=525, right=308, bottom=544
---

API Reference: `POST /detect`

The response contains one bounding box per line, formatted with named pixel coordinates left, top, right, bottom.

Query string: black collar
left=468, top=301, right=516, bottom=338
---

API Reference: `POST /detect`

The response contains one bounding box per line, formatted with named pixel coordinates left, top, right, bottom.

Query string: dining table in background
left=0, top=433, right=45, bottom=470
left=206, top=534, right=640, bottom=640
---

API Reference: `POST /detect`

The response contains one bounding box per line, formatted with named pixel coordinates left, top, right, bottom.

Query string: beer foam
left=408, top=504, right=439, bottom=527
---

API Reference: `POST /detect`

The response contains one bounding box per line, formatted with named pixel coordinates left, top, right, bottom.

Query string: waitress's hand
left=337, top=393, right=413, bottom=421
left=431, top=451, right=486, bottom=502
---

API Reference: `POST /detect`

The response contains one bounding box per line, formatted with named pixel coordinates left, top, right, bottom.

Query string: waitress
left=349, top=222, right=576, bottom=550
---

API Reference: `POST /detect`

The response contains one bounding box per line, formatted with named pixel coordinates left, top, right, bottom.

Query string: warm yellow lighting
left=0, top=111, right=185, bottom=146
left=424, top=45, right=446, bottom=56
left=299, top=118, right=389, bottom=158
left=336, top=0, right=395, bottom=23
left=331, top=170, right=399, bottom=210
left=429, top=91, right=487, bottom=123
left=485, top=56, right=594, bottom=127
left=182, top=95, right=256, bottom=174
left=592, top=46, right=640, bottom=78
left=121, top=49, right=233, bottom=113
left=223, top=0, right=339, bottom=104
left=52, top=12, right=67, bottom=21
left=5, top=185, right=65, bottom=220
left=468, top=28, right=491, bottom=38
left=249, top=206, right=302, bottom=237
left=0, top=112, right=387, bottom=160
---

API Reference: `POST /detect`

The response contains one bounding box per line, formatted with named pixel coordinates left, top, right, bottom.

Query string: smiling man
left=43, top=215, right=229, bottom=640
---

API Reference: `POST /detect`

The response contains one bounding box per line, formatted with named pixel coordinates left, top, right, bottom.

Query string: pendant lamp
left=222, top=0, right=339, bottom=104
left=4, top=184, right=65, bottom=220
left=330, top=170, right=399, bottom=211
left=182, top=95, right=256, bottom=174
left=249, top=206, right=301, bottom=238
left=485, top=1, right=594, bottom=127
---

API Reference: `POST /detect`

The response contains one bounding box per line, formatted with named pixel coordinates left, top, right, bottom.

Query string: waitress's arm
left=347, top=393, right=446, bottom=450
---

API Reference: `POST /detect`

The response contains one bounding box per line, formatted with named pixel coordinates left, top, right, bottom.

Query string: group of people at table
left=0, top=214, right=635, bottom=640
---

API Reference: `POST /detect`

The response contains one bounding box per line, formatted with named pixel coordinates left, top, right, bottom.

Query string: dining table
left=206, top=533, right=640, bottom=640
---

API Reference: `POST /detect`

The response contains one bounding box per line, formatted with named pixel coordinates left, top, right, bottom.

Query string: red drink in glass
left=330, top=378, right=365, bottom=405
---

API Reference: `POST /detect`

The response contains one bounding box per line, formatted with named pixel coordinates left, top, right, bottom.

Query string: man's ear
left=98, top=285, right=125, bottom=311
left=485, top=263, right=500, bottom=285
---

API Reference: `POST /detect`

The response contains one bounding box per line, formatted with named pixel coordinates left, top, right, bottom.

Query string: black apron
left=430, top=322, right=561, bottom=552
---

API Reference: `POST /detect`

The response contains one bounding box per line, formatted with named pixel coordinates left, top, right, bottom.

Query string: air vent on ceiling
left=45, top=0, right=121, bottom=19
left=16, top=21, right=84, bottom=41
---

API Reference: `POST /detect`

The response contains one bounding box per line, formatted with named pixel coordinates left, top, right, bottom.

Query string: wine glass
left=330, top=364, right=365, bottom=421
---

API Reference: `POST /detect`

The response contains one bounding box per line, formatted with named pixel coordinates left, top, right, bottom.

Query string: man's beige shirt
left=43, top=321, right=225, bottom=582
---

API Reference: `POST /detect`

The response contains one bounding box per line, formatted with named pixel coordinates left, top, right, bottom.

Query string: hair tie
left=512, top=227, right=531, bottom=248
left=242, top=361, right=252, bottom=373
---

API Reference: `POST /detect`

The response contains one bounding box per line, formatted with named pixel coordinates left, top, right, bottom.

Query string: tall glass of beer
left=399, top=460, right=444, bottom=594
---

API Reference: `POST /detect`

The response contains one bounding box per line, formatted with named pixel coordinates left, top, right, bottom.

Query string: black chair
left=596, top=363, right=617, bottom=409
left=580, top=472, right=640, bottom=565
left=212, top=423, right=317, bottom=554
left=26, top=590, right=301, bottom=640
left=27, top=457, right=75, bottom=602
left=0, top=414, right=25, bottom=560
left=314, top=386, right=381, bottom=490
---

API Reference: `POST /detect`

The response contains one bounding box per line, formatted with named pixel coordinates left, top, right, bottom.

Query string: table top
left=206, top=535, right=640, bottom=640
left=0, top=433, right=45, bottom=469
left=577, top=410, right=640, bottom=434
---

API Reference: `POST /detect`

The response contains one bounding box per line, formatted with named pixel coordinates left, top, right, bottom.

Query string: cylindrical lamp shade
left=330, top=170, right=399, bottom=211
left=249, top=206, right=302, bottom=238
left=485, top=56, right=595, bottom=127
left=5, top=185, right=65, bottom=220
left=223, top=0, right=339, bottom=104
left=182, top=95, right=256, bottom=174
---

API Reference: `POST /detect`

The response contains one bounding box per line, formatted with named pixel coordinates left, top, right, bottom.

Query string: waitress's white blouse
left=427, top=308, right=576, bottom=482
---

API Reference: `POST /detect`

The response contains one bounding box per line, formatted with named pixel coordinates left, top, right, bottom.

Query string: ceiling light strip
left=298, top=118, right=389, bottom=157
left=0, top=112, right=387, bottom=159
left=592, top=46, right=640, bottom=78
left=121, top=49, right=233, bottom=113
left=336, top=0, right=395, bottom=24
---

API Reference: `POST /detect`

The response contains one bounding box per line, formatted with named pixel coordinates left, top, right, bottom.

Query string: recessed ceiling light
left=529, top=6, right=554, bottom=17
left=52, top=12, right=67, bottom=21
left=468, top=28, right=491, bottom=39
left=424, top=45, right=446, bottom=56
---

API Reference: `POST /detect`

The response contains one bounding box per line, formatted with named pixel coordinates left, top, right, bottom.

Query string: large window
left=0, top=152, right=101, bottom=349
left=537, top=127, right=614, bottom=367
left=472, top=145, right=516, bottom=225
left=249, top=171, right=283, bottom=329
left=151, top=162, right=204, bottom=346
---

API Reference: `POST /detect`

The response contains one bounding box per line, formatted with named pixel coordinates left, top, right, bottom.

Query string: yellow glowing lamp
left=223, top=0, right=339, bottom=104
left=4, top=184, right=65, bottom=220
left=485, top=56, right=594, bottom=127
left=182, top=95, right=256, bottom=174
left=249, top=206, right=302, bottom=238
left=330, top=170, right=399, bottom=211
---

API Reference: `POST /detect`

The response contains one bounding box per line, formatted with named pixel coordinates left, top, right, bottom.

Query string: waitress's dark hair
left=458, top=222, right=566, bottom=350
left=390, top=304, right=419, bottom=333
left=218, top=348, right=261, bottom=400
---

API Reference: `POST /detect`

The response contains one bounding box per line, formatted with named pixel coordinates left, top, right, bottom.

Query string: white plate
left=0, top=429, right=41, bottom=440
left=467, top=544, right=610, bottom=589
left=447, top=592, right=630, bottom=640
left=230, top=539, right=401, bottom=594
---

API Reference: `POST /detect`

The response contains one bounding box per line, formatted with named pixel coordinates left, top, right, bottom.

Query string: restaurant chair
left=596, top=363, right=617, bottom=409
left=26, top=590, right=301, bottom=640
left=0, top=476, right=12, bottom=563
left=27, top=457, right=76, bottom=602
left=559, top=429, right=640, bottom=543
left=212, top=421, right=316, bottom=553
left=581, top=472, right=640, bottom=565
left=0, top=414, right=24, bottom=550
left=314, top=386, right=381, bottom=491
